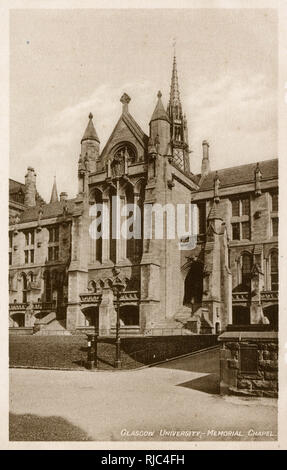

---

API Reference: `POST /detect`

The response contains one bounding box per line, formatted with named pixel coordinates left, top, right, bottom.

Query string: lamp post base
left=114, top=359, right=122, bottom=369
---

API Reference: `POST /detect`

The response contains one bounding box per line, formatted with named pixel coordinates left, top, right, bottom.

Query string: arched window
left=21, top=273, right=27, bottom=303
left=241, top=253, right=252, bottom=289
left=45, top=272, right=51, bottom=302
left=109, top=187, right=117, bottom=263
left=114, top=143, right=136, bottom=164
left=270, top=251, right=278, bottom=291
left=89, top=188, right=103, bottom=263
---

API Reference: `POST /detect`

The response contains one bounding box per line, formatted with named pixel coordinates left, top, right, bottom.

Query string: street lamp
left=112, top=276, right=125, bottom=369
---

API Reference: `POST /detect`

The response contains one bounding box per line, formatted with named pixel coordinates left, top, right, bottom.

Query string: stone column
left=99, top=287, right=115, bottom=336
left=102, top=197, right=110, bottom=263
left=250, top=265, right=265, bottom=324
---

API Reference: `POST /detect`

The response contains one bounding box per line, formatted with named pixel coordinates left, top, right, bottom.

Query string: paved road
left=10, top=348, right=277, bottom=441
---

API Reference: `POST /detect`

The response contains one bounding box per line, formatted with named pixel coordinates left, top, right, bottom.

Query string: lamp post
left=112, top=276, right=125, bottom=369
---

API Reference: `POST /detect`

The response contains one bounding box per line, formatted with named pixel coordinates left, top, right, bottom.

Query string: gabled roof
left=198, top=159, right=278, bottom=191
left=100, top=111, right=148, bottom=160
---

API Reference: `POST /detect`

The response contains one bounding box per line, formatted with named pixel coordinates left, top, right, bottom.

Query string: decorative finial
left=120, top=93, right=131, bottom=114
left=157, top=90, right=162, bottom=99
left=89, top=112, right=93, bottom=120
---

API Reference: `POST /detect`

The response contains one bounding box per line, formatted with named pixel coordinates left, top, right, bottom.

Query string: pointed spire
left=150, top=91, right=170, bottom=123
left=167, top=52, right=182, bottom=118
left=50, top=176, right=58, bottom=203
left=81, top=112, right=100, bottom=143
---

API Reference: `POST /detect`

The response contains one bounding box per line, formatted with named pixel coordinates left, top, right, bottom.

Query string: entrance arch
left=183, top=262, right=203, bottom=306
left=119, top=305, right=139, bottom=326
left=82, top=306, right=99, bottom=328
left=11, top=312, right=25, bottom=327
left=263, top=304, right=278, bottom=331
left=232, top=305, right=250, bottom=325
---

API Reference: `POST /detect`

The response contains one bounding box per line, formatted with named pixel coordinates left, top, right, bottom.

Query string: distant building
left=9, top=55, right=278, bottom=335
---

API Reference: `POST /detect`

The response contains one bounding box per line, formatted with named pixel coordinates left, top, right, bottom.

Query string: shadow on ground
left=157, top=348, right=220, bottom=374
left=9, top=412, right=92, bottom=441
left=177, top=373, right=220, bottom=395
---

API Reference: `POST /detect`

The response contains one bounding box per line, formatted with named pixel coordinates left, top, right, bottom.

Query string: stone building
left=9, top=55, right=278, bottom=336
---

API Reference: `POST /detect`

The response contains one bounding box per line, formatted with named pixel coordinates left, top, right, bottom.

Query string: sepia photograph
left=4, top=1, right=284, bottom=449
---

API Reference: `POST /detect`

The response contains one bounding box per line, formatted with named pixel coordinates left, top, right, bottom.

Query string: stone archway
left=263, top=304, right=278, bottom=331
left=11, top=312, right=25, bottom=327
left=119, top=305, right=139, bottom=326
left=232, top=305, right=250, bottom=325
left=183, top=262, right=203, bottom=307
left=82, top=306, right=99, bottom=328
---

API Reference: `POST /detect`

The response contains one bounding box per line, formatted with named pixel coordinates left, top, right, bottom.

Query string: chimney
left=60, top=192, right=68, bottom=202
left=201, top=140, right=210, bottom=177
left=24, top=167, right=37, bottom=207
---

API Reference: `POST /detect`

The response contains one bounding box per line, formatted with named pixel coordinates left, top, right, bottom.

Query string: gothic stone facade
left=9, top=58, right=278, bottom=335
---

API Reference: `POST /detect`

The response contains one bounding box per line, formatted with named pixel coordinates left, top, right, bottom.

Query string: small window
left=272, top=218, right=278, bottom=237
left=271, top=252, right=278, bottom=291
left=24, top=250, right=29, bottom=264
left=25, top=232, right=29, bottom=246
left=9, top=252, right=12, bottom=265
left=30, top=250, right=34, bottom=264
left=242, top=253, right=252, bottom=288
left=232, top=200, right=240, bottom=217
left=232, top=223, right=240, bottom=240
left=54, top=246, right=59, bottom=260
left=197, top=204, right=206, bottom=235
left=271, top=193, right=278, bottom=212
left=241, top=198, right=250, bottom=216
left=241, top=221, right=250, bottom=240
left=48, top=246, right=53, bottom=261
left=54, top=226, right=59, bottom=242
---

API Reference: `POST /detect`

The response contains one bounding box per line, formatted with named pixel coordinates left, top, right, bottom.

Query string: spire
left=50, top=176, right=58, bottom=203
left=167, top=53, right=182, bottom=119
left=81, top=112, right=100, bottom=143
left=150, top=91, right=170, bottom=123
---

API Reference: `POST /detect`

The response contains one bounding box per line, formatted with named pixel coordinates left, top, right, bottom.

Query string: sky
left=10, top=8, right=278, bottom=201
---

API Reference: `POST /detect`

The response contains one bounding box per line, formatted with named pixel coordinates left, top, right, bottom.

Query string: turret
left=149, top=91, right=170, bottom=155
left=80, top=112, right=100, bottom=173
left=24, top=167, right=37, bottom=207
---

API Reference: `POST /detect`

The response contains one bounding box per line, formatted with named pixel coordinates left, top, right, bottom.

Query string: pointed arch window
left=270, top=251, right=278, bottom=291
left=241, top=253, right=252, bottom=289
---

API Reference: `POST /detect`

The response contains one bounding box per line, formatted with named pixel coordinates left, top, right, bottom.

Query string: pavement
left=9, top=348, right=277, bottom=441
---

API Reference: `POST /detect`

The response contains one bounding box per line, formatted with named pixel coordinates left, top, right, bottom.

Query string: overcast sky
left=10, top=8, right=277, bottom=201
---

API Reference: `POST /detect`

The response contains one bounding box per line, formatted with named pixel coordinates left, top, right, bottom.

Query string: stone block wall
left=219, top=331, right=278, bottom=397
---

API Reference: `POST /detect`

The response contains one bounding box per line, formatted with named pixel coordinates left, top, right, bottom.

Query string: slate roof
left=198, top=159, right=278, bottom=191
left=9, top=178, right=45, bottom=206
left=9, top=179, right=25, bottom=194
left=19, top=198, right=78, bottom=223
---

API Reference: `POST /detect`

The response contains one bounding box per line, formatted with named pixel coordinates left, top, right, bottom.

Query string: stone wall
left=219, top=331, right=278, bottom=397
